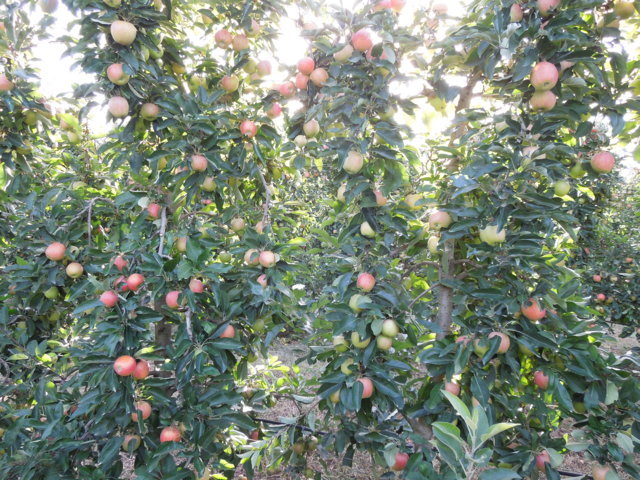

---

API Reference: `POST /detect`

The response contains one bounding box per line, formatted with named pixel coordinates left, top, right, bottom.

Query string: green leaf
left=479, top=468, right=521, bottom=480
left=443, top=391, right=473, bottom=430
left=432, top=422, right=465, bottom=460
left=479, top=423, right=519, bottom=444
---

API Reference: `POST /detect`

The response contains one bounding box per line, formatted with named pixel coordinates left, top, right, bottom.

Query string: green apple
left=44, top=286, right=59, bottom=299
left=381, top=319, right=399, bottom=338
left=340, top=358, right=354, bottom=375
left=350, top=332, right=371, bottom=348
left=376, top=335, right=393, bottom=350
left=332, top=335, right=349, bottom=352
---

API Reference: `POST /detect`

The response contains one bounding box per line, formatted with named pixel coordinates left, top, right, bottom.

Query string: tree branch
left=405, top=416, right=433, bottom=441
left=256, top=167, right=271, bottom=225
left=407, top=283, right=440, bottom=310
left=185, top=307, right=193, bottom=341
left=158, top=206, right=170, bottom=258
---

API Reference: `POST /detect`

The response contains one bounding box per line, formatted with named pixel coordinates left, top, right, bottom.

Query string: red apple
left=295, top=73, right=309, bottom=90
left=240, top=120, right=257, bottom=138
left=390, top=0, right=405, bottom=12
left=257, top=274, right=267, bottom=287
left=592, top=274, right=601, bottom=282
left=114, top=255, right=127, bottom=271
left=592, top=464, right=611, bottom=480
left=510, top=4, right=524, bottom=22
left=132, top=360, right=150, bottom=380
left=45, top=242, right=66, bottom=261
left=535, top=450, right=551, bottom=471
left=160, top=426, right=181, bottom=442
left=595, top=293, right=606, bottom=302
left=357, top=377, right=375, bottom=398
left=428, top=210, right=452, bottom=229
left=590, top=151, right=615, bottom=173
left=530, top=62, right=559, bottom=91
left=230, top=217, right=245, bottom=232
left=66, top=262, right=84, bottom=278
left=110, top=20, right=137, bottom=46
left=266, top=102, right=282, bottom=119
left=256, top=60, right=271, bottom=76
left=106, top=63, right=129, bottom=85
left=374, top=190, right=387, bottom=206
left=444, top=381, right=460, bottom=396
left=220, top=75, right=239, bottom=93
left=147, top=203, right=161, bottom=219
left=108, top=96, right=129, bottom=118
left=259, top=250, right=276, bottom=268
left=232, top=34, right=249, bottom=51
left=220, top=324, right=235, bottom=338
left=191, top=154, right=208, bottom=172
left=114, top=355, right=137, bottom=376
left=131, top=401, right=152, bottom=421
left=391, top=452, right=409, bottom=471
left=351, top=29, right=373, bottom=52
left=165, top=291, right=181, bottom=309
left=537, top=0, right=560, bottom=17
left=0, top=74, right=13, bottom=91
left=488, top=331, right=510, bottom=353
left=297, top=57, right=315, bottom=75
left=126, top=273, right=145, bottom=292
left=521, top=298, right=546, bottom=321
left=373, top=0, right=391, bottom=11
left=530, top=90, right=557, bottom=111
left=533, top=370, right=549, bottom=390
left=309, top=68, right=329, bottom=87
left=140, top=103, right=159, bottom=121
left=278, top=81, right=296, bottom=98
left=189, top=278, right=204, bottom=293
left=214, top=29, right=232, bottom=48
left=100, top=290, right=118, bottom=308
left=357, top=272, right=376, bottom=292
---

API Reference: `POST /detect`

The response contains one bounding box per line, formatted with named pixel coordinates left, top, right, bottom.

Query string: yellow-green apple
left=44, top=286, right=59, bottom=299
left=479, top=224, right=506, bottom=245
left=110, top=20, right=137, bottom=46
left=66, top=262, right=83, bottom=278
left=613, top=1, right=635, bottom=18
left=201, top=177, right=215, bottom=191
left=340, top=358, right=354, bottom=375
left=569, top=163, right=586, bottom=178
left=376, top=335, right=393, bottom=350
left=232, top=34, right=249, bottom=51
left=404, top=193, right=422, bottom=210
left=337, top=184, right=347, bottom=202
left=381, top=319, right=399, bottom=338
left=360, top=221, right=375, bottom=237
left=230, top=217, right=245, bottom=232
left=114, top=355, right=137, bottom=376
left=329, top=389, right=341, bottom=403
left=122, top=434, right=141, bottom=452
left=351, top=332, right=371, bottom=348
left=45, top=242, right=66, bottom=261
left=303, top=119, right=320, bottom=137
left=175, top=237, right=187, bottom=252
left=344, top=151, right=364, bottom=173
left=334, top=44, right=354, bottom=63
left=332, top=335, right=349, bottom=352
left=349, top=293, right=371, bottom=312
left=39, top=0, right=58, bottom=13
left=428, top=235, right=439, bottom=254
left=554, top=180, right=571, bottom=196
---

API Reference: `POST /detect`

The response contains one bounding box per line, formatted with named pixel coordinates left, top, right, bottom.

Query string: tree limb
left=407, top=283, right=440, bottom=310
left=256, top=166, right=271, bottom=225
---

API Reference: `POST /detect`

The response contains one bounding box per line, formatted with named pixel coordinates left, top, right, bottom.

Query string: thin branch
left=256, top=167, right=271, bottom=225
left=185, top=307, right=193, bottom=341
left=87, top=198, right=94, bottom=249
left=54, top=197, right=113, bottom=234
left=158, top=206, right=168, bottom=257
left=407, top=283, right=440, bottom=310
left=405, top=261, right=440, bottom=274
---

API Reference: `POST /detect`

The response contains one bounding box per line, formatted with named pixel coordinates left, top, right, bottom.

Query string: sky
left=28, top=1, right=638, bottom=178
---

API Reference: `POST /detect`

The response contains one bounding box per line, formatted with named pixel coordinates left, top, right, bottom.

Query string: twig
left=54, top=197, right=113, bottom=234
left=158, top=206, right=168, bottom=257
left=256, top=167, right=271, bottom=225
left=185, top=307, right=193, bottom=341
left=407, top=283, right=440, bottom=310
left=87, top=199, right=94, bottom=249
